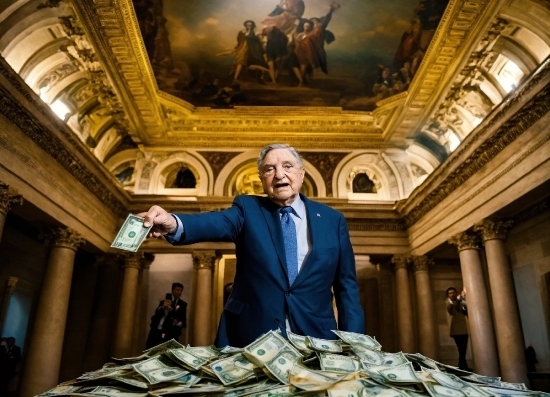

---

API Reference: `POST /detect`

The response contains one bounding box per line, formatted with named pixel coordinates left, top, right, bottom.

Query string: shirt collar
left=290, top=195, right=305, bottom=219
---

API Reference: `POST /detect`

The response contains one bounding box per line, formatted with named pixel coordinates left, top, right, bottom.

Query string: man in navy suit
left=141, top=144, right=364, bottom=347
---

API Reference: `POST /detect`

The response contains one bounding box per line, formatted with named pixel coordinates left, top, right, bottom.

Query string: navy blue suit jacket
left=173, top=194, right=365, bottom=347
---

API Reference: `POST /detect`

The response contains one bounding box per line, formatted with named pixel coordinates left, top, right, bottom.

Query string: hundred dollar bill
left=166, top=348, right=207, bottom=370
left=209, top=354, right=255, bottom=385
left=264, top=346, right=303, bottom=384
left=244, top=330, right=289, bottom=367
left=111, top=214, right=152, bottom=252
left=305, top=336, right=343, bottom=353
left=132, top=356, right=187, bottom=385
left=287, top=330, right=313, bottom=355
left=379, top=363, right=421, bottom=383
left=332, top=330, right=382, bottom=351
left=320, top=353, right=362, bottom=373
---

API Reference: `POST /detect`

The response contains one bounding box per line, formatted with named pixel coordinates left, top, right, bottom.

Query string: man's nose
left=274, top=165, right=286, bottom=179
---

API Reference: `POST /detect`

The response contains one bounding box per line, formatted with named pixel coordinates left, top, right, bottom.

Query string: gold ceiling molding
left=0, top=58, right=128, bottom=216
left=67, top=0, right=503, bottom=146
left=387, top=0, right=503, bottom=143
left=403, top=61, right=550, bottom=227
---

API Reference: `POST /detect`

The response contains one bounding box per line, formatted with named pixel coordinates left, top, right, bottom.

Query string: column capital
left=0, top=182, right=23, bottom=216
left=193, top=250, right=216, bottom=270
left=391, top=254, right=411, bottom=271
left=123, top=253, right=144, bottom=269
left=43, top=227, right=86, bottom=250
left=411, top=255, right=434, bottom=272
left=6, top=277, right=18, bottom=294
left=448, top=231, right=480, bottom=252
left=474, top=219, right=514, bottom=242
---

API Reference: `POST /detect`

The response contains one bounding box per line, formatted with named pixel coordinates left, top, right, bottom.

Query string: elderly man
left=140, top=144, right=364, bottom=347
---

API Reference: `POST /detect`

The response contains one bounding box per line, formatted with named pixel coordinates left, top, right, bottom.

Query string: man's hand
left=137, top=205, right=177, bottom=238
left=162, top=299, right=172, bottom=309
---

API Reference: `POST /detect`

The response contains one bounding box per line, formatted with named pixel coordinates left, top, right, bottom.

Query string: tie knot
left=280, top=206, right=293, bottom=215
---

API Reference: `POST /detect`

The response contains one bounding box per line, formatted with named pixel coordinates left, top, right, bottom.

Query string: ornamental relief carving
left=0, top=183, right=23, bottom=216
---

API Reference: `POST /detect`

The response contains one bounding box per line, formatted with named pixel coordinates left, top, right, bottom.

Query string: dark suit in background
left=145, top=298, right=187, bottom=349
left=171, top=193, right=365, bottom=348
left=0, top=342, right=21, bottom=395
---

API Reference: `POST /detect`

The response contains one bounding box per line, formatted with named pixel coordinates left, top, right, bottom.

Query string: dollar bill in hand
left=111, top=214, right=152, bottom=252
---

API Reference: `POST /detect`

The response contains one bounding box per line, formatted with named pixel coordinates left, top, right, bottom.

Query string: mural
left=132, top=0, right=450, bottom=110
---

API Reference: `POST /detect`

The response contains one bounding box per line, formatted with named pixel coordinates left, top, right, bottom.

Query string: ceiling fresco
left=132, top=0, right=450, bottom=110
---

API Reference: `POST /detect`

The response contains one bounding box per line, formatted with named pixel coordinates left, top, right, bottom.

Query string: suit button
left=274, top=318, right=280, bottom=323
left=285, top=291, right=291, bottom=296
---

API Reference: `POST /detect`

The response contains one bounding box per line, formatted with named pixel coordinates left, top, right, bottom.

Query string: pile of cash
left=39, top=330, right=543, bottom=397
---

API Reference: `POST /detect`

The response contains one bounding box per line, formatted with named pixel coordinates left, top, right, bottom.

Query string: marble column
left=0, top=182, right=23, bottom=243
left=449, top=232, right=499, bottom=377
left=83, top=254, right=124, bottom=371
left=411, top=255, right=439, bottom=360
left=0, top=277, right=18, bottom=334
left=391, top=255, right=415, bottom=353
left=132, top=253, right=154, bottom=355
left=20, top=228, right=85, bottom=397
left=113, top=253, right=142, bottom=359
left=475, top=219, right=529, bottom=385
left=192, top=250, right=216, bottom=346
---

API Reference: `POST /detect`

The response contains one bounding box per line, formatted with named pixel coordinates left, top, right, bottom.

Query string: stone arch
left=149, top=151, right=212, bottom=196
left=333, top=152, right=401, bottom=201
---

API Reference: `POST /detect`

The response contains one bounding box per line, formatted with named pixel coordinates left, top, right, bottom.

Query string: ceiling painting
left=132, top=0, right=450, bottom=110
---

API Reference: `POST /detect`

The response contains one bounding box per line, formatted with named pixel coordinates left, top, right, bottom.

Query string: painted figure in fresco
left=231, top=20, right=268, bottom=83
left=293, top=3, right=339, bottom=86
left=262, top=0, right=306, bottom=36
left=261, top=25, right=289, bottom=83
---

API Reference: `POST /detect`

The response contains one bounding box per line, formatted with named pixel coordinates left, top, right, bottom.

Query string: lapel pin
left=317, top=213, right=321, bottom=217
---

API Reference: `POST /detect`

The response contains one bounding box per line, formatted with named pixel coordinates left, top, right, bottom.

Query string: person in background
left=145, top=282, right=187, bottom=349
left=0, top=336, right=21, bottom=395
left=446, top=287, right=471, bottom=371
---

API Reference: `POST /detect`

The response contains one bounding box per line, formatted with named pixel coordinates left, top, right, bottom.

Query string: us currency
left=360, top=379, right=410, bottom=397
left=423, top=382, right=468, bottom=397
left=111, top=214, right=152, bottom=252
left=106, top=374, right=148, bottom=389
left=166, top=348, right=207, bottom=370
left=253, top=385, right=299, bottom=396
left=477, top=386, right=537, bottom=397
left=320, top=353, right=362, bottom=372
left=406, top=353, right=441, bottom=370
left=38, top=386, right=86, bottom=396
left=379, top=362, right=421, bottom=383
left=186, top=345, right=221, bottom=360
left=244, top=330, right=289, bottom=367
left=333, top=330, right=382, bottom=351
left=289, top=362, right=348, bottom=391
left=427, top=370, right=470, bottom=390
left=209, top=354, right=256, bottom=385
left=328, top=379, right=372, bottom=397
left=305, top=336, right=343, bottom=353
left=287, top=330, right=314, bottom=355
left=461, top=374, right=501, bottom=385
left=132, top=356, right=187, bottom=385
left=489, top=382, right=529, bottom=391
left=89, top=386, right=148, bottom=397
left=264, top=345, right=303, bottom=384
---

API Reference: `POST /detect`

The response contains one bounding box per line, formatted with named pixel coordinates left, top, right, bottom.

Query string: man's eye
left=284, top=164, right=293, bottom=170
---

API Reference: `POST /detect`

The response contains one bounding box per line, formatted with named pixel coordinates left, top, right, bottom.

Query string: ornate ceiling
left=0, top=0, right=549, bottom=200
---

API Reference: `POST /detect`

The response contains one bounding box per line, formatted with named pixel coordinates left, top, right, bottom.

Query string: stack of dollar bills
left=39, top=330, right=545, bottom=397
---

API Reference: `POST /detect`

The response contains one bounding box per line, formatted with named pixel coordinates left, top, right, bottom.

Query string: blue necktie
left=280, top=206, right=298, bottom=285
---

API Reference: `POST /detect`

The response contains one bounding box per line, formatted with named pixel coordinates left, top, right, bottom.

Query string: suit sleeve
left=332, top=213, right=365, bottom=333
left=170, top=196, right=246, bottom=245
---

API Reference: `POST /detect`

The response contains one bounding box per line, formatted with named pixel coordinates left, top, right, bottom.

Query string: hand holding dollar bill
left=111, top=214, right=152, bottom=252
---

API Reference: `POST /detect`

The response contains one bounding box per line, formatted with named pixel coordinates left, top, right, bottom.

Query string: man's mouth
left=274, top=183, right=290, bottom=188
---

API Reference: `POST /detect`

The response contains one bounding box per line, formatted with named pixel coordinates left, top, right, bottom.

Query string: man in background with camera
left=145, top=282, right=187, bottom=349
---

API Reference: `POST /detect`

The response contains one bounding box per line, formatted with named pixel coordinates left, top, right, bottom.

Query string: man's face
left=172, top=286, right=183, bottom=299
left=6, top=338, right=14, bottom=347
left=303, top=22, right=311, bottom=32
left=260, top=148, right=305, bottom=207
left=447, top=289, right=457, bottom=301
left=245, top=22, right=254, bottom=30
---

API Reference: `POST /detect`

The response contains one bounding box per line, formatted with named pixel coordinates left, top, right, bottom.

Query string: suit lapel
left=259, top=198, right=289, bottom=280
